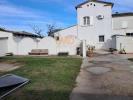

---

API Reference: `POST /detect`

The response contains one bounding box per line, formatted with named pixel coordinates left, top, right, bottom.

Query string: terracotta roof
left=0, top=28, right=42, bottom=38
left=75, top=0, right=114, bottom=9
left=112, top=12, right=133, bottom=17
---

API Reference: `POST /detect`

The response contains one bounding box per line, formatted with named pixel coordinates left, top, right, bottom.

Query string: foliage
left=47, top=24, right=61, bottom=37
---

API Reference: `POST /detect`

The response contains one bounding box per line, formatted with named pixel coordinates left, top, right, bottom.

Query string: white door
left=0, top=38, right=8, bottom=56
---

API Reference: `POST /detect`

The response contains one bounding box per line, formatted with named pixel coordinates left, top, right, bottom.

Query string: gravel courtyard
left=70, top=51, right=133, bottom=100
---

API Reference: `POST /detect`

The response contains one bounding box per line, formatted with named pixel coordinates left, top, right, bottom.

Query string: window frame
left=83, top=16, right=90, bottom=26
left=99, top=35, right=105, bottom=42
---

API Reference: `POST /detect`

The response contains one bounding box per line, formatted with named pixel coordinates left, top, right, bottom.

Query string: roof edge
left=112, top=12, right=133, bottom=17
left=75, top=0, right=114, bottom=9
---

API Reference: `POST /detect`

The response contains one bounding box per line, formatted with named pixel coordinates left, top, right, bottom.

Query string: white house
left=54, top=0, right=133, bottom=55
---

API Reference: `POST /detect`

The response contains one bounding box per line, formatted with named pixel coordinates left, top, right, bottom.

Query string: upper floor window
left=83, top=16, right=90, bottom=26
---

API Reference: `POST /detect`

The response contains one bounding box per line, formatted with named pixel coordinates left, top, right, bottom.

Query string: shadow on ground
left=71, top=93, right=133, bottom=100
left=4, top=89, right=71, bottom=100
left=3, top=89, right=133, bottom=100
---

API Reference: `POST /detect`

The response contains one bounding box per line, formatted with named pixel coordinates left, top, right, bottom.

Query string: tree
left=30, top=25, right=43, bottom=37
left=47, top=24, right=61, bottom=37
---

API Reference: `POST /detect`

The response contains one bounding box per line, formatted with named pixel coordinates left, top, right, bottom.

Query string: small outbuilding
left=112, top=35, right=133, bottom=53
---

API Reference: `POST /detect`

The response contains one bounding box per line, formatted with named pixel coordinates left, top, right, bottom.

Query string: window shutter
left=121, top=21, right=128, bottom=29
left=80, top=17, right=83, bottom=26
left=90, top=16, right=94, bottom=26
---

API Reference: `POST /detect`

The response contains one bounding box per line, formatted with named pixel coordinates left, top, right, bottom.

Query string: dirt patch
left=0, top=62, right=22, bottom=72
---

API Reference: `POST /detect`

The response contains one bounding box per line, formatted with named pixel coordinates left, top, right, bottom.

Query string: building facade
left=54, top=0, right=133, bottom=54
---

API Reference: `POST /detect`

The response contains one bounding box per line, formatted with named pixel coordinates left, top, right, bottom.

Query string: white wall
left=77, top=2, right=113, bottom=49
left=54, top=25, right=78, bottom=37
left=0, top=38, right=8, bottom=56
left=0, top=31, right=39, bottom=55
left=13, top=37, right=37, bottom=55
left=112, top=36, right=133, bottom=53
left=38, top=37, right=57, bottom=55
left=113, top=16, right=133, bottom=35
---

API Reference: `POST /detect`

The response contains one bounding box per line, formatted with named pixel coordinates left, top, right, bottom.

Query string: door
left=0, top=38, right=8, bottom=56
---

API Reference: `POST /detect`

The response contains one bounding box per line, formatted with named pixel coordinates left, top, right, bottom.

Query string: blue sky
left=0, top=0, right=133, bottom=35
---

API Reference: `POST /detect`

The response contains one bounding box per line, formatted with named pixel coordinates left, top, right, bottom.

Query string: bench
left=29, top=49, right=48, bottom=55
left=58, top=52, right=69, bottom=56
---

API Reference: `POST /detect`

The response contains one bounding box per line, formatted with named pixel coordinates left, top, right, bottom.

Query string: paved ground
left=70, top=51, right=133, bottom=100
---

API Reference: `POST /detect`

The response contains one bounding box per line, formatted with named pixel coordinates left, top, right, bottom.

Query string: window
left=99, top=35, right=104, bottom=42
left=83, top=16, right=90, bottom=26
left=126, top=33, right=133, bottom=36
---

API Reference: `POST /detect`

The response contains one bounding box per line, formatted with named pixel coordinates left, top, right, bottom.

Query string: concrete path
left=70, top=52, right=133, bottom=100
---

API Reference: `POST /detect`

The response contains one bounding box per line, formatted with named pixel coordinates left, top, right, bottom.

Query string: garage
left=0, top=38, right=8, bottom=56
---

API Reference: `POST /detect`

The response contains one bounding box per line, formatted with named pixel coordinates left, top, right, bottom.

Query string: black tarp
left=0, top=74, right=29, bottom=99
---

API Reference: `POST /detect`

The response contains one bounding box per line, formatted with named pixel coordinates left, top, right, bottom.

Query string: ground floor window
left=99, top=35, right=104, bottom=42
left=126, top=33, right=133, bottom=36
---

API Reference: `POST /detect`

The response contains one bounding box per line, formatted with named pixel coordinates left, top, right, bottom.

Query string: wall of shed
left=112, top=16, right=133, bottom=35
left=114, top=36, right=133, bottom=53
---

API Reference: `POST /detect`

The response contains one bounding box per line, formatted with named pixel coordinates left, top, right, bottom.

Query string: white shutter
left=80, top=17, right=83, bottom=26
left=90, top=16, right=94, bottom=26
left=121, top=21, right=128, bottom=29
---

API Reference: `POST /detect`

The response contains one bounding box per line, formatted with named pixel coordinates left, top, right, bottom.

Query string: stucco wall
left=113, top=36, right=133, bottom=53
left=56, top=35, right=80, bottom=55
left=54, top=25, right=78, bottom=37
left=0, top=31, right=39, bottom=55
left=38, top=37, right=57, bottom=55
left=77, top=2, right=113, bottom=49
left=13, top=36, right=37, bottom=55
left=54, top=25, right=80, bottom=55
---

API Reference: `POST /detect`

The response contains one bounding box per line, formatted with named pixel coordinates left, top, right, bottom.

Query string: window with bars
left=99, top=35, right=104, bottom=42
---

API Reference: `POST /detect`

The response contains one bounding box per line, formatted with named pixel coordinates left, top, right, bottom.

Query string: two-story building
left=54, top=0, right=133, bottom=55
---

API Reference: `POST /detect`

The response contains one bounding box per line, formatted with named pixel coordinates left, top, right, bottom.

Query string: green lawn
left=0, top=56, right=82, bottom=100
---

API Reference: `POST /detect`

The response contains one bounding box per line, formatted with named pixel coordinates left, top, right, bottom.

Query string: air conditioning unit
left=97, top=15, right=104, bottom=20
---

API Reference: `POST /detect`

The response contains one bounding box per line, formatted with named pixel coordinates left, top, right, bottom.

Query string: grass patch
left=0, top=56, right=82, bottom=100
